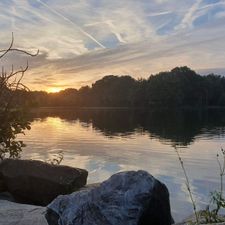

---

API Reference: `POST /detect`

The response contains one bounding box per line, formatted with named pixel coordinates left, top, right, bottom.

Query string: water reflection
left=29, top=108, right=225, bottom=147
left=17, top=108, right=225, bottom=222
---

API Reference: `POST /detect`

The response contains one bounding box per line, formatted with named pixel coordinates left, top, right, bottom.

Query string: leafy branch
left=0, top=33, right=38, bottom=160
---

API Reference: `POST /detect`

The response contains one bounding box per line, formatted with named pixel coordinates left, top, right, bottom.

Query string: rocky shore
left=0, top=159, right=88, bottom=205
left=0, top=158, right=200, bottom=225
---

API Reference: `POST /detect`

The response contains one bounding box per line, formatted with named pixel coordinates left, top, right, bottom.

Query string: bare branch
left=0, top=48, right=39, bottom=58
left=0, top=34, right=38, bottom=114
left=0, top=33, right=14, bottom=59
left=0, top=32, right=39, bottom=60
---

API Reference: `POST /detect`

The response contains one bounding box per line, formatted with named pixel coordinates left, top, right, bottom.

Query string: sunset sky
left=0, top=0, right=225, bottom=91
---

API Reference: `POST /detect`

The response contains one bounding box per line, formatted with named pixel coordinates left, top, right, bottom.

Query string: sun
left=47, top=87, right=63, bottom=93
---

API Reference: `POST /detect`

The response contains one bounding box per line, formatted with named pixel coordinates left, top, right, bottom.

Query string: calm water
left=19, top=108, right=225, bottom=222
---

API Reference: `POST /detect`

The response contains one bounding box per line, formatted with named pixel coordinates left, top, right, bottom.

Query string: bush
left=0, top=34, right=38, bottom=159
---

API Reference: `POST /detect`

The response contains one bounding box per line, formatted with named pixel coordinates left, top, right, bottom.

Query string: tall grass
left=175, top=147, right=225, bottom=224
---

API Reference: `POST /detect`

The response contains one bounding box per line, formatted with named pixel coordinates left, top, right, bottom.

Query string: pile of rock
left=0, top=159, right=174, bottom=225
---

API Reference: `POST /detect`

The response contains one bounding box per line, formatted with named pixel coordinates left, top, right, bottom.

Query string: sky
left=0, top=0, right=225, bottom=92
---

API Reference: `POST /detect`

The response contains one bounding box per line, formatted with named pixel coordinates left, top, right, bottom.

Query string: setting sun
left=47, top=87, right=63, bottom=93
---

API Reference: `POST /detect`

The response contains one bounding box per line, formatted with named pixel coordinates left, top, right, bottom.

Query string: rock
left=0, top=179, right=5, bottom=192
left=0, top=159, right=88, bottom=206
left=0, top=192, right=15, bottom=202
left=0, top=200, right=48, bottom=225
left=0, top=173, right=6, bottom=192
left=46, top=170, right=173, bottom=225
left=79, top=182, right=100, bottom=191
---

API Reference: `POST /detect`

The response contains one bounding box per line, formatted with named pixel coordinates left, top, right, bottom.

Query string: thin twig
left=0, top=48, right=39, bottom=57
left=175, top=147, right=200, bottom=224
left=0, top=33, right=39, bottom=59
left=0, top=33, right=14, bottom=59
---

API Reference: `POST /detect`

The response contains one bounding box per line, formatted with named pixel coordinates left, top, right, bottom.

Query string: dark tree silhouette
left=0, top=34, right=38, bottom=159
left=24, top=66, right=225, bottom=108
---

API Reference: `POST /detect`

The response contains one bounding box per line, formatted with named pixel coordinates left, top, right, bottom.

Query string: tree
left=0, top=34, right=38, bottom=159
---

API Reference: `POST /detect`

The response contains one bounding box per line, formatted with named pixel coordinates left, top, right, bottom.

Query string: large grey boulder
left=0, top=159, right=88, bottom=206
left=46, top=170, right=173, bottom=225
left=0, top=200, right=48, bottom=225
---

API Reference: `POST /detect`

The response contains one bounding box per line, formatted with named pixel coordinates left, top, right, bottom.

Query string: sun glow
left=47, top=87, right=63, bottom=93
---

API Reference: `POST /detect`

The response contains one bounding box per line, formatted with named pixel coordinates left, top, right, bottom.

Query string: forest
left=16, top=66, right=225, bottom=108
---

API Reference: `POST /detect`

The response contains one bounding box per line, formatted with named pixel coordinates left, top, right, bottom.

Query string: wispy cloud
left=36, top=0, right=106, bottom=49
left=176, top=0, right=203, bottom=30
left=0, top=0, right=224, bottom=90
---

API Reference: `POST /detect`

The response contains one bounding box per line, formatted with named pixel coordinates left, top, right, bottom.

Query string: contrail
left=36, top=0, right=106, bottom=49
left=176, top=0, right=202, bottom=29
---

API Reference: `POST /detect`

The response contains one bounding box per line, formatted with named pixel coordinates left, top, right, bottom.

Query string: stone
left=46, top=170, right=173, bottom=225
left=0, top=159, right=88, bottom=206
left=0, top=200, right=48, bottom=225
left=0, top=192, right=15, bottom=202
left=0, top=172, right=6, bottom=192
left=0, top=179, right=5, bottom=192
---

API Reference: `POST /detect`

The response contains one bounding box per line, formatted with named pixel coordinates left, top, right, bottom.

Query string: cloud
left=175, top=0, right=203, bottom=30
left=36, top=0, right=106, bottom=49
left=0, top=0, right=225, bottom=90
left=215, top=11, right=225, bottom=19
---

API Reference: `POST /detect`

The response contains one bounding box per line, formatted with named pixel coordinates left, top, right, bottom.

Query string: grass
left=175, top=147, right=225, bottom=224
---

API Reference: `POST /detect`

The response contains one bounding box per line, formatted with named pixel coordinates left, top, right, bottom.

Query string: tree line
left=19, top=66, right=225, bottom=108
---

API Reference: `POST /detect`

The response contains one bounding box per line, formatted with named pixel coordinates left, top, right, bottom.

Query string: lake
left=19, top=107, right=225, bottom=222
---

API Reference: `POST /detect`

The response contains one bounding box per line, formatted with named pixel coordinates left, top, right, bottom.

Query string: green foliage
left=177, top=148, right=225, bottom=224
left=210, top=191, right=225, bottom=211
left=0, top=109, right=31, bottom=159
left=198, top=149, right=225, bottom=224
left=0, top=34, right=38, bottom=160
left=199, top=191, right=225, bottom=224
